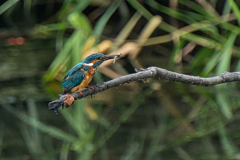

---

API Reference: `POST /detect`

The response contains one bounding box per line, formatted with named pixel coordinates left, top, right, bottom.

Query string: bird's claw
left=53, top=109, right=59, bottom=116
left=135, top=68, right=146, bottom=72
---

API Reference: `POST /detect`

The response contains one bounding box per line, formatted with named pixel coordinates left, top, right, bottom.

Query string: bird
left=62, top=53, right=121, bottom=95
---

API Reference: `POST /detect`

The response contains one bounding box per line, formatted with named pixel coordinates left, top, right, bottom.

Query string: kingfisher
left=62, top=53, right=121, bottom=95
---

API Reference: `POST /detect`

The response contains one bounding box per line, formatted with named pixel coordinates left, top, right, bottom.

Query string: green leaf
left=190, top=48, right=213, bottom=69
left=127, top=0, right=152, bottom=20
left=216, top=33, right=237, bottom=76
left=0, top=0, right=18, bottom=15
left=200, top=33, right=237, bottom=77
left=178, top=0, right=214, bottom=18
left=59, top=0, right=90, bottom=20
left=61, top=100, right=87, bottom=137
left=71, top=30, right=85, bottom=64
left=73, top=0, right=91, bottom=13
left=94, top=0, right=122, bottom=36
left=146, top=1, right=196, bottom=24
left=200, top=50, right=221, bottom=77
left=1, top=102, right=78, bottom=142
left=113, top=12, right=142, bottom=48
left=169, top=38, right=185, bottom=66
left=43, top=32, right=75, bottom=82
left=216, top=92, right=233, bottom=120
left=218, top=124, right=237, bottom=155
left=228, top=0, right=240, bottom=26
left=222, top=0, right=231, bottom=16
left=177, top=9, right=206, bottom=21
left=44, top=30, right=87, bottom=82
left=68, top=12, right=92, bottom=32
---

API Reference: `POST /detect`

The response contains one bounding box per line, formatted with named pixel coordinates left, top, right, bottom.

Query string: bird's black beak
left=101, top=53, right=122, bottom=61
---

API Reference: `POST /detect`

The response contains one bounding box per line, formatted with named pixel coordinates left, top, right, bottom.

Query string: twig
left=48, top=67, right=240, bottom=115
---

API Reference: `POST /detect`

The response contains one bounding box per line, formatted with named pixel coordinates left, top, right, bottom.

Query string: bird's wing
left=62, top=63, right=86, bottom=94
left=63, top=62, right=84, bottom=80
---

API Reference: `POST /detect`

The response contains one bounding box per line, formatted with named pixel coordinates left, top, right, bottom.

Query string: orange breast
left=70, top=67, right=97, bottom=93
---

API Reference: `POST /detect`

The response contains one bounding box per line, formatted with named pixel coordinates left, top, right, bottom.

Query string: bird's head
left=83, top=53, right=121, bottom=68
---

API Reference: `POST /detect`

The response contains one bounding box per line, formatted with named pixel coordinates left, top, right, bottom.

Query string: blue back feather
left=62, top=53, right=106, bottom=93
left=64, top=62, right=84, bottom=77
left=62, top=62, right=85, bottom=93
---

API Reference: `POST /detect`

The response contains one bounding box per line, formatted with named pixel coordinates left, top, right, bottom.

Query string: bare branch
left=48, top=67, right=240, bottom=115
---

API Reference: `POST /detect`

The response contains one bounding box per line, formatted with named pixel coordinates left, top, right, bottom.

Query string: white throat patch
left=83, top=63, right=93, bottom=66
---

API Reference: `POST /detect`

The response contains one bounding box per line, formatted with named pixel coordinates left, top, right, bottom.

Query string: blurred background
left=1, top=0, right=240, bottom=159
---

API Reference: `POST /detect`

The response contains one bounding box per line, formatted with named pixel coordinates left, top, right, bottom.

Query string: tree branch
left=48, top=67, right=240, bottom=115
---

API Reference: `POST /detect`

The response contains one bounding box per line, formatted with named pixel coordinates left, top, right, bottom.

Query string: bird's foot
left=63, top=94, right=75, bottom=108
left=85, top=86, right=95, bottom=90
left=86, top=86, right=95, bottom=98
left=76, top=91, right=83, bottom=96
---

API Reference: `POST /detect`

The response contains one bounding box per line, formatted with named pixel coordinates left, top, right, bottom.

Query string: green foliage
left=94, top=0, right=122, bottom=36
left=0, top=0, right=18, bottom=15
left=2, top=0, right=240, bottom=159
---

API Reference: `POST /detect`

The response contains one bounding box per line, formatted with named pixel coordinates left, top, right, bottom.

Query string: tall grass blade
left=216, top=33, right=237, bottom=76
left=73, top=0, right=91, bottom=13
left=61, top=100, right=87, bottom=137
left=146, top=1, right=196, bottom=24
left=71, top=30, right=84, bottom=64
left=20, top=124, right=45, bottom=159
left=222, top=0, right=231, bottom=17
left=44, top=30, right=85, bottom=82
left=113, top=12, right=142, bottom=48
left=0, top=0, right=18, bottom=15
left=190, top=48, right=213, bottom=70
left=200, top=50, right=221, bottom=77
left=200, top=33, right=237, bottom=77
left=228, top=0, right=240, bottom=26
left=59, top=0, right=90, bottom=20
left=178, top=0, right=214, bottom=18
left=1, top=101, right=78, bottom=142
left=218, top=125, right=237, bottom=155
left=146, top=108, right=168, bottom=160
left=170, top=38, right=185, bottom=66
left=94, top=0, right=122, bottom=36
left=214, top=33, right=236, bottom=119
left=216, top=92, right=232, bottom=120
left=127, top=0, right=152, bottom=19
left=68, top=12, right=92, bottom=32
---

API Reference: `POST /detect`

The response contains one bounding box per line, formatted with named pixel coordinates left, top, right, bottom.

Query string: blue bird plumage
left=62, top=62, right=85, bottom=93
left=62, top=53, right=121, bottom=94
left=64, top=62, right=84, bottom=78
left=83, top=53, right=105, bottom=68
